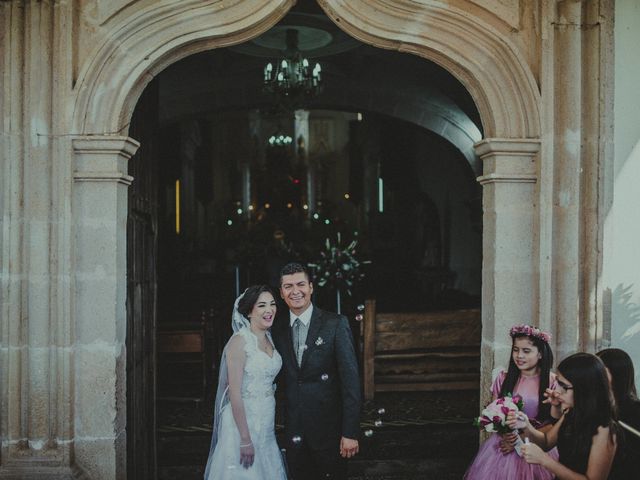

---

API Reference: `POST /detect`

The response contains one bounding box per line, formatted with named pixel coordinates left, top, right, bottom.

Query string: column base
left=0, top=465, right=88, bottom=480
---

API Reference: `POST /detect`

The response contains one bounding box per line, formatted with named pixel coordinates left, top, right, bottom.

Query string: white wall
left=603, top=0, right=640, bottom=385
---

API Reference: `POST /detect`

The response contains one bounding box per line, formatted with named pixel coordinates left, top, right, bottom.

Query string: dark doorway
left=126, top=4, right=483, bottom=478
left=126, top=80, right=160, bottom=479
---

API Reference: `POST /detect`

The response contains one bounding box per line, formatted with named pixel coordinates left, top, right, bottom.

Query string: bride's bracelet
left=239, top=441, right=253, bottom=448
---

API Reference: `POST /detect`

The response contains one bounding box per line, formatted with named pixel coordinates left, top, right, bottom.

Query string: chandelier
left=263, top=29, right=322, bottom=108
left=268, top=134, right=293, bottom=146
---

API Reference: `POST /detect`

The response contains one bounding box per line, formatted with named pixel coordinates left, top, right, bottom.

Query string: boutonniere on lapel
left=315, top=336, right=324, bottom=346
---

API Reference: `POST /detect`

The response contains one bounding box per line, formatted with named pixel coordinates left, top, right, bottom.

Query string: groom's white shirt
left=289, top=304, right=313, bottom=327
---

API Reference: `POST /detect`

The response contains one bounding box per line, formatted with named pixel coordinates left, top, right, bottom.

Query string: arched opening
left=69, top=1, right=541, bottom=478
left=127, top=4, right=484, bottom=476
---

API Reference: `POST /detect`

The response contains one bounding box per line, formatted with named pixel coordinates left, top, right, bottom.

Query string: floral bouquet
left=474, top=394, right=526, bottom=456
left=307, top=232, right=371, bottom=297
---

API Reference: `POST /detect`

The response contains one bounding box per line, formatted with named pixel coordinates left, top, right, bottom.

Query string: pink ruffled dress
left=464, top=371, right=559, bottom=480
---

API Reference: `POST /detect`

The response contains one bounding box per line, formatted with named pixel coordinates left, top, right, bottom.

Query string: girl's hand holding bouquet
left=498, top=431, right=520, bottom=454
left=506, top=409, right=530, bottom=430
left=474, top=394, right=526, bottom=456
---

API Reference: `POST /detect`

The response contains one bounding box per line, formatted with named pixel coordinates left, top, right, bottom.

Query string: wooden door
left=126, top=79, right=159, bottom=479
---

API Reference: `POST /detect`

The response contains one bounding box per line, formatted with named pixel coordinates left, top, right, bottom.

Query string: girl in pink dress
left=464, top=325, right=559, bottom=480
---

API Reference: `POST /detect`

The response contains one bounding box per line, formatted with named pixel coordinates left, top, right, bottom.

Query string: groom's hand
left=339, top=437, right=359, bottom=458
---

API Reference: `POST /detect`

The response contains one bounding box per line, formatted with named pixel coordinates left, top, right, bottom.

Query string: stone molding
left=72, top=0, right=294, bottom=135
left=477, top=174, right=537, bottom=184
left=475, top=138, right=540, bottom=184
left=317, top=0, right=541, bottom=139
left=71, top=0, right=540, bottom=140
left=72, top=172, right=134, bottom=185
left=72, top=136, right=139, bottom=185
left=72, top=137, right=140, bottom=157
left=475, top=138, right=541, bottom=157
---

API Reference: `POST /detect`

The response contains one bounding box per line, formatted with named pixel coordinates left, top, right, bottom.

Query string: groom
left=273, top=262, right=361, bottom=480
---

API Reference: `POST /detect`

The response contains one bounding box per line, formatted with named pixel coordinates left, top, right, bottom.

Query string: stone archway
left=69, top=1, right=542, bottom=477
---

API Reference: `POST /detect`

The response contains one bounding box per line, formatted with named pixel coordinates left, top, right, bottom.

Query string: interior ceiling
left=155, top=3, right=484, bottom=170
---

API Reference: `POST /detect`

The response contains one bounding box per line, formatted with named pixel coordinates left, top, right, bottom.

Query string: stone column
left=294, top=109, right=314, bottom=215
left=550, top=0, right=611, bottom=357
left=0, top=2, right=79, bottom=478
left=248, top=110, right=264, bottom=213
left=475, top=138, right=540, bottom=407
left=72, top=136, right=139, bottom=480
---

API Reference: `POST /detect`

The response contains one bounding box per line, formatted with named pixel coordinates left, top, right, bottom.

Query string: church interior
left=128, top=3, right=483, bottom=477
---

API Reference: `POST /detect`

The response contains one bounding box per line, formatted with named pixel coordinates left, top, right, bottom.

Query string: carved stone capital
left=72, top=136, right=139, bottom=185
left=475, top=138, right=540, bottom=184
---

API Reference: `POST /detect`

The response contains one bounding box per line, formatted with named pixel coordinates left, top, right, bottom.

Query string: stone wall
left=602, top=0, right=640, bottom=385
left=0, top=1, right=619, bottom=478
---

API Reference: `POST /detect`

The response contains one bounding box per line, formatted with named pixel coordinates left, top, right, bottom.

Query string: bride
left=203, top=285, right=287, bottom=479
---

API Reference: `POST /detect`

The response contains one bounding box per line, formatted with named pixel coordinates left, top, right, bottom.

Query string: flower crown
left=509, top=324, right=552, bottom=343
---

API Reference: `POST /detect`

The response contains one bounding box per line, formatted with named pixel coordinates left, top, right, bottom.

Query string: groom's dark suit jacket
left=273, top=305, right=361, bottom=451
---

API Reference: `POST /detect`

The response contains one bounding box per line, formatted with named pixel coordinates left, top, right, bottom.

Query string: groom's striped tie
left=292, top=318, right=302, bottom=366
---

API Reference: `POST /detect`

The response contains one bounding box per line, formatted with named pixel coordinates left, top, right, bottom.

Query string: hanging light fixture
left=263, top=29, right=322, bottom=108
left=268, top=134, right=293, bottom=146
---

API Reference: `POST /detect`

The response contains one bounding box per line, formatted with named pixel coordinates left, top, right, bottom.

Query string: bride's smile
left=248, top=292, right=277, bottom=330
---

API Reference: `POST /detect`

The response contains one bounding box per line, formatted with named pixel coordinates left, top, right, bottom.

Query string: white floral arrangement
left=308, top=233, right=371, bottom=297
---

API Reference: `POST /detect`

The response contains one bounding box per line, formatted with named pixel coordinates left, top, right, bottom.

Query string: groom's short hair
left=279, top=262, right=312, bottom=285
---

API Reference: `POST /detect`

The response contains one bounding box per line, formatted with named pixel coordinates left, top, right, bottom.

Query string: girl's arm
left=490, top=370, right=506, bottom=400
left=521, top=426, right=616, bottom=480
left=226, top=335, right=254, bottom=468
left=507, top=411, right=564, bottom=449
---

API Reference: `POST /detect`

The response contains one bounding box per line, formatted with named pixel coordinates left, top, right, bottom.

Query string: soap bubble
left=377, top=407, right=386, bottom=415
left=292, top=435, right=302, bottom=444
left=374, top=419, right=383, bottom=427
left=364, top=429, right=374, bottom=437
left=321, top=373, right=329, bottom=381
left=357, top=304, right=365, bottom=311
left=355, top=314, right=363, bottom=322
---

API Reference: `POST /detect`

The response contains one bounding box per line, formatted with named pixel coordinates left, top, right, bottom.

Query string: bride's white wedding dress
left=205, top=327, right=287, bottom=479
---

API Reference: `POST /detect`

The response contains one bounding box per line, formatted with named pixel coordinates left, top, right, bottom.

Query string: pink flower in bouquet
left=474, top=394, right=524, bottom=434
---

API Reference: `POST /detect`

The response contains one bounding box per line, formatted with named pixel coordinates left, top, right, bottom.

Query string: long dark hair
left=597, top=348, right=638, bottom=407
left=499, top=332, right=554, bottom=422
left=557, top=353, right=616, bottom=472
left=237, top=285, right=275, bottom=319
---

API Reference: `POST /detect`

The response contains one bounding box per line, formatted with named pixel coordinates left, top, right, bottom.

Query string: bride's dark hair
left=237, top=285, right=275, bottom=319
left=499, top=332, right=553, bottom=422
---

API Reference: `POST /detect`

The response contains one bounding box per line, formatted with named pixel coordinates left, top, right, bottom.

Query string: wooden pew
left=157, top=320, right=207, bottom=403
left=362, top=299, right=481, bottom=400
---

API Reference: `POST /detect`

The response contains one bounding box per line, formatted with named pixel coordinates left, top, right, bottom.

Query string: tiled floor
left=157, top=390, right=480, bottom=479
